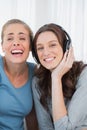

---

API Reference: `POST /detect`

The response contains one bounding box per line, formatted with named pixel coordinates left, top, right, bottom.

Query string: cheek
left=59, top=51, right=63, bottom=58
left=2, top=44, right=7, bottom=52
left=37, top=51, right=42, bottom=60
left=36, top=52, right=43, bottom=64
left=56, top=49, right=63, bottom=61
left=25, top=42, right=30, bottom=50
left=2, top=41, right=12, bottom=49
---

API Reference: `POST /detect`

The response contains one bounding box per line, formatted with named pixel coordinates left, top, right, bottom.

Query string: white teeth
left=12, top=50, right=23, bottom=53
left=45, top=57, right=54, bottom=61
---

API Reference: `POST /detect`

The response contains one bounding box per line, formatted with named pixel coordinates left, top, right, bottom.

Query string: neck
left=3, top=57, right=28, bottom=77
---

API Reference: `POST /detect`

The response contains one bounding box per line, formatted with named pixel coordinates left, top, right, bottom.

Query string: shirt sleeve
left=54, top=67, right=87, bottom=130
left=32, top=77, right=54, bottom=130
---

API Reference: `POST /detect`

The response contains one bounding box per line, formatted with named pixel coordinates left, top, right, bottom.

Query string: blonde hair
left=1, top=19, right=33, bottom=44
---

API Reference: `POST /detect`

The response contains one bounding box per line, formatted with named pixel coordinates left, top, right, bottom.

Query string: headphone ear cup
left=56, top=25, right=71, bottom=52
left=66, top=40, right=70, bottom=51
left=63, top=40, right=69, bottom=52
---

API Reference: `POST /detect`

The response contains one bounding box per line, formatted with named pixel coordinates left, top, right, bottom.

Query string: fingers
left=51, top=46, right=75, bottom=78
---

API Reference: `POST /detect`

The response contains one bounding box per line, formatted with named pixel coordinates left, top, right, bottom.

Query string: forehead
left=3, top=23, right=29, bottom=35
left=37, top=31, right=58, bottom=43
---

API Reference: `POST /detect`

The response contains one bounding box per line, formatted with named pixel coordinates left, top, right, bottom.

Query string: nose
left=43, top=47, right=50, bottom=56
left=13, top=41, right=20, bottom=46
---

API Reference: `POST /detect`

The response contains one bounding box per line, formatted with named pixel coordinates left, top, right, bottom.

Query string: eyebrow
left=36, top=43, right=42, bottom=46
left=37, top=40, right=58, bottom=45
left=7, top=32, right=26, bottom=35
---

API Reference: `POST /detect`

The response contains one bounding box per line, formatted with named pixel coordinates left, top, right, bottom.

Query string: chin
left=48, top=63, right=59, bottom=71
left=45, top=65, right=56, bottom=71
left=42, top=61, right=59, bottom=70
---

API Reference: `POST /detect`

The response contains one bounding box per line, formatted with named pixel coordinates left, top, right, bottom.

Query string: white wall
left=0, top=0, right=87, bottom=63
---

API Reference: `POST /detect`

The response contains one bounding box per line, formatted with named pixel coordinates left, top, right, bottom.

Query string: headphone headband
left=56, top=24, right=71, bottom=51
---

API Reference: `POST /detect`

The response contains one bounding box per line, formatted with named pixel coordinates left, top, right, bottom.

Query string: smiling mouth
left=44, top=57, right=55, bottom=62
left=11, top=50, right=24, bottom=55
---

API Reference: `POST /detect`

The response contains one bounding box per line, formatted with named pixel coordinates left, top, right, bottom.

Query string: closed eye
left=7, top=37, right=13, bottom=41
left=19, top=37, right=26, bottom=40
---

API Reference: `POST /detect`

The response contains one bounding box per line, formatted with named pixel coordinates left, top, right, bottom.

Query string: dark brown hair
left=25, top=104, right=39, bottom=130
left=31, top=23, right=87, bottom=109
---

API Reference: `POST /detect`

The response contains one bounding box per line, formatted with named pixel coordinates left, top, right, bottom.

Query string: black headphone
left=56, top=24, right=71, bottom=52
left=32, top=24, right=71, bottom=63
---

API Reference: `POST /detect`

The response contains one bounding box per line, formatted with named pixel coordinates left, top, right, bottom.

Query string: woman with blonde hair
left=0, top=19, right=35, bottom=130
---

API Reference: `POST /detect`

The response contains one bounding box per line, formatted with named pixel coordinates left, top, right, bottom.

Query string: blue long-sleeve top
left=0, top=55, right=35, bottom=130
left=32, top=67, right=87, bottom=130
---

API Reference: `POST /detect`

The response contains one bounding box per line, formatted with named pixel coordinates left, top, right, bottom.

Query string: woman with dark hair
left=31, top=23, right=87, bottom=130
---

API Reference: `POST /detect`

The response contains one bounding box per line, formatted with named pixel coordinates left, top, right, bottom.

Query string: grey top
left=32, top=67, right=87, bottom=130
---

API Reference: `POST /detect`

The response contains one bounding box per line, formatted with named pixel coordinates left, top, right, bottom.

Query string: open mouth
left=11, top=49, right=24, bottom=55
